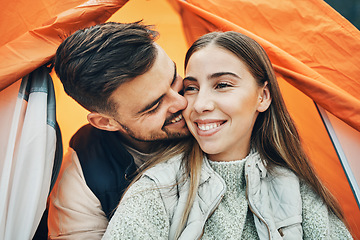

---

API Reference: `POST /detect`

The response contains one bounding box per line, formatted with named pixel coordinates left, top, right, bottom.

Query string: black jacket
left=70, top=124, right=137, bottom=219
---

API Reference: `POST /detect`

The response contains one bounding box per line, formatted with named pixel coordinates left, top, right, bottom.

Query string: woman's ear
left=257, top=81, right=271, bottom=112
left=87, top=112, right=121, bottom=131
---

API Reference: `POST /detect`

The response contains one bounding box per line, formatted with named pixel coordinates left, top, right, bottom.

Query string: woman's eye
left=184, top=86, right=198, bottom=92
left=216, top=83, right=232, bottom=89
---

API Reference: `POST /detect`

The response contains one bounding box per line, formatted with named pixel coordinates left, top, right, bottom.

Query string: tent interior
left=1, top=0, right=360, bottom=239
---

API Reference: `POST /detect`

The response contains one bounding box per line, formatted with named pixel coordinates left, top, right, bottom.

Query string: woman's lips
left=194, top=119, right=226, bottom=136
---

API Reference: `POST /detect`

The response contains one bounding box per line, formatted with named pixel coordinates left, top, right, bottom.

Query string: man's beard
left=116, top=120, right=188, bottom=143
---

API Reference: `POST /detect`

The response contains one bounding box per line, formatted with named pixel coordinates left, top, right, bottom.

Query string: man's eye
left=147, top=101, right=161, bottom=114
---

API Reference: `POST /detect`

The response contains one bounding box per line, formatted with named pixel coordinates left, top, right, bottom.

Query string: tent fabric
left=0, top=67, right=58, bottom=240
left=317, top=104, right=360, bottom=208
left=0, top=0, right=128, bottom=91
left=0, top=0, right=359, bottom=238
left=173, top=0, right=360, bottom=237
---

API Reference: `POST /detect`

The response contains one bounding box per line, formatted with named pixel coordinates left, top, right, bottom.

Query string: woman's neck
left=207, top=146, right=251, bottom=162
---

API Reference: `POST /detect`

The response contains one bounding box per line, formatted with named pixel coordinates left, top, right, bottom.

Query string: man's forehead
left=110, top=47, right=176, bottom=115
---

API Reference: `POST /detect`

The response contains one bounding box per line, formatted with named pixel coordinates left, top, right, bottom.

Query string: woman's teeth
left=197, top=123, right=220, bottom=131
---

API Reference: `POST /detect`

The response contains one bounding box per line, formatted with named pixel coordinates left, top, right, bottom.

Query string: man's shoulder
left=68, top=124, right=136, bottom=180
left=69, top=124, right=133, bottom=167
left=70, top=124, right=117, bottom=150
left=68, top=124, right=137, bottom=218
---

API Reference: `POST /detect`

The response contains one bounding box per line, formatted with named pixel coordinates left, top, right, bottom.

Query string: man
left=48, top=22, right=189, bottom=239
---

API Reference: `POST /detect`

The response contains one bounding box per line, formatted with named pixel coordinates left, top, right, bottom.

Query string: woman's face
left=183, top=45, right=270, bottom=161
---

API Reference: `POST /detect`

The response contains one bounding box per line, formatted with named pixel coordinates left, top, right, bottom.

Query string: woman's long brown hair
left=178, top=31, right=346, bottom=236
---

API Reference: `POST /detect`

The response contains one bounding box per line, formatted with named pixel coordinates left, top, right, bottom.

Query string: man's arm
left=48, top=148, right=108, bottom=240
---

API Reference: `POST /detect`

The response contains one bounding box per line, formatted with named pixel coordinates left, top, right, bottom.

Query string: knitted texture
left=102, top=156, right=353, bottom=239
left=203, top=159, right=259, bottom=239
left=102, top=177, right=169, bottom=240
left=300, top=180, right=353, bottom=239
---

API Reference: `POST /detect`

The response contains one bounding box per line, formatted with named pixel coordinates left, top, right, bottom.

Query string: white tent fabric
left=0, top=66, right=60, bottom=240
left=317, top=105, right=360, bottom=206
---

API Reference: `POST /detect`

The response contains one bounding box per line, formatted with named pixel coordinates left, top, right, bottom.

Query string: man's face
left=109, top=44, right=189, bottom=144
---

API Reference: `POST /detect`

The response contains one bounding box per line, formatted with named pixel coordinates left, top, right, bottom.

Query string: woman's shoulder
left=120, top=174, right=162, bottom=203
left=111, top=176, right=167, bottom=224
left=146, top=153, right=184, bottom=172
left=120, top=153, right=185, bottom=205
left=299, top=180, right=353, bottom=239
left=143, top=153, right=185, bottom=185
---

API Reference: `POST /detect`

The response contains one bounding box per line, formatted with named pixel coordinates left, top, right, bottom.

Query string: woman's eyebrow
left=184, top=72, right=240, bottom=82
left=209, top=72, right=240, bottom=79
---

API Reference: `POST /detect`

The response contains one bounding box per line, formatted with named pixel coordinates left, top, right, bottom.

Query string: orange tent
left=0, top=0, right=359, bottom=238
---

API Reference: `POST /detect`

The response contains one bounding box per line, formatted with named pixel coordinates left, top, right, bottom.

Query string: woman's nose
left=193, top=90, right=215, bottom=113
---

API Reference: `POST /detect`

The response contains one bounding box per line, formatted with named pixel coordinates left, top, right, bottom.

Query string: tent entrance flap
left=317, top=104, right=360, bottom=207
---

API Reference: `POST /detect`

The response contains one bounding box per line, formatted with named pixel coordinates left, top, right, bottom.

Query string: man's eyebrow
left=137, top=94, right=165, bottom=114
left=171, top=62, right=177, bottom=85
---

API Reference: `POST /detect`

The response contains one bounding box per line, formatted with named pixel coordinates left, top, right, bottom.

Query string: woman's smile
left=195, top=119, right=226, bottom=136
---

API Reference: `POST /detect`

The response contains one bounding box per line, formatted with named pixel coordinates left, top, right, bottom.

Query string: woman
left=102, top=32, right=352, bottom=239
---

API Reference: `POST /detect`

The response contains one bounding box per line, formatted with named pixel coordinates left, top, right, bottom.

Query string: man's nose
left=168, top=89, right=188, bottom=113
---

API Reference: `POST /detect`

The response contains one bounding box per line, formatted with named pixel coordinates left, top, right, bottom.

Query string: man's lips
left=165, top=113, right=183, bottom=125
left=171, top=114, right=183, bottom=123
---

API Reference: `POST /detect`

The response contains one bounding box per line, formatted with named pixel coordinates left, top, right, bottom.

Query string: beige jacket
left=48, top=148, right=108, bottom=240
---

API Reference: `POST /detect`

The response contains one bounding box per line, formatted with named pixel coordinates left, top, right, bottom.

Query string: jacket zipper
left=245, top=174, right=272, bottom=240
